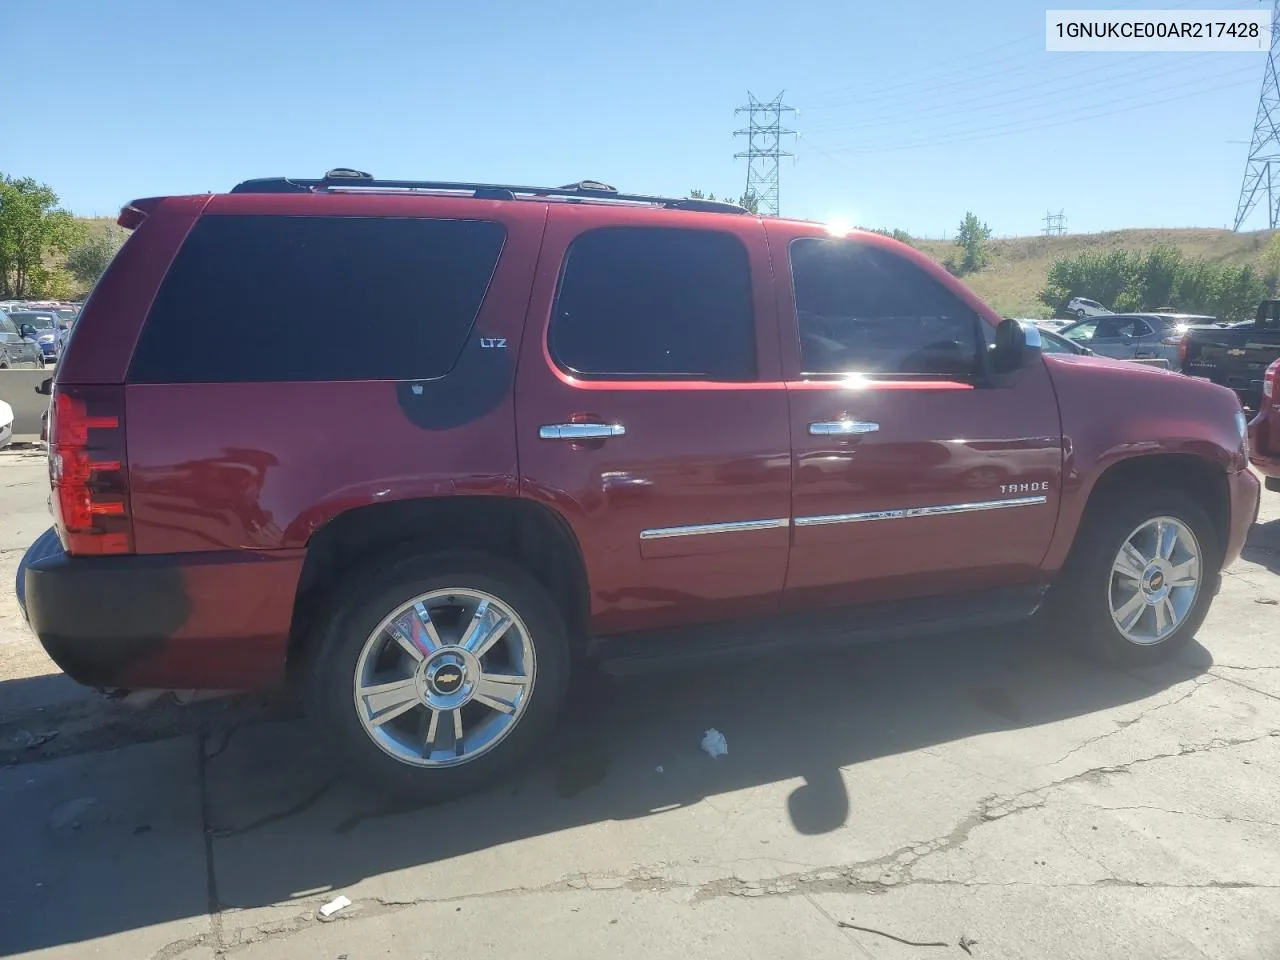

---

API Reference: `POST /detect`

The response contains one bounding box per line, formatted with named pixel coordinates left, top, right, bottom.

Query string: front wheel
left=1047, top=490, right=1218, bottom=665
left=306, top=552, right=571, bottom=800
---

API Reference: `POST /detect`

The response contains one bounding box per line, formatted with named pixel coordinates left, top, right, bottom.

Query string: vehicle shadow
left=1242, top=517, right=1280, bottom=574
left=1, top=621, right=1214, bottom=955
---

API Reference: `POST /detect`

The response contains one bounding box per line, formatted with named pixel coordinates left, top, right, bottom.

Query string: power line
left=805, top=0, right=1224, bottom=106
left=733, top=92, right=796, bottom=216
left=803, top=53, right=1222, bottom=135
left=809, top=68, right=1256, bottom=156
left=1233, top=0, right=1280, bottom=230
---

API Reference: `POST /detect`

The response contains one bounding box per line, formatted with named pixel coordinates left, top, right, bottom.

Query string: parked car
left=16, top=170, right=1260, bottom=799
left=1246, top=357, right=1280, bottom=492
left=1057, top=312, right=1207, bottom=366
left=0, top=309, right=44, bottom=369
left=9, top=310, right=67, bottom=361
left=1066, top=297, right=1112, bottom=319
left=1180, top=299, right=1280, bottom=411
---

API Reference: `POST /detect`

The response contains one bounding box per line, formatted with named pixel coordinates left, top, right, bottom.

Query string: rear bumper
left=17, top=527, right=304, bottom=690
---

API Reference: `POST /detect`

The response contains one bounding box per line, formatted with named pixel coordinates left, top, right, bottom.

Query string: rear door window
left=789, top=238, right=982, bottom=378
left=548, top=227, right=756, bottom=381
left=129, top=215, right=505, bottom=383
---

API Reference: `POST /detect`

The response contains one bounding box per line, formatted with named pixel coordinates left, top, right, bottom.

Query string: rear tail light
left=1265, top=357, right=1279, bottom=400
left=49, top=385, right=132, bottom=555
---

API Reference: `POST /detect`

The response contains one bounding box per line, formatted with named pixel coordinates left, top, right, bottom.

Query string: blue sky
left=4, top=0, right=1273, bottom=235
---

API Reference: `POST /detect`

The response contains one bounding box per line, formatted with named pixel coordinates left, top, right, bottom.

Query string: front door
left=516, top=207, right=792, bottom=637
left=1063, top=315, right=1142, bottom=360
left=769, top=226, right=1064, bottom=609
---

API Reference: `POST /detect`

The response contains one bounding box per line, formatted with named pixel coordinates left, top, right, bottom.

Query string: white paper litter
left=655, top=765, right=664, bottom=773
left=700, top=728, right=728, bottom=759
left=319, top=895, right=351, bottom=918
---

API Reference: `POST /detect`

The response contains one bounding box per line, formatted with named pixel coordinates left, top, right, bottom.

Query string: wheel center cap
left=415, top=648, right=480, bottom=709
left=1142, top=563, right=1171, bottom=602
left=427, top=654, right=467, bottom=696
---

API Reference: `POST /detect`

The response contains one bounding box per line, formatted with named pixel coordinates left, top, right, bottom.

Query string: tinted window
left=1093, top=316, right=1145, bottom=339
left=130, top=215, right=505, bottom=383
left=549, top=227, right=756, bottom=380
left=790, top=238, right=982, bottom=378
left=0, top=316, right=16, bottom=335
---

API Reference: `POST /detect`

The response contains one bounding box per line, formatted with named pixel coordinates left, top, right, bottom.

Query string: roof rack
left=229, top=168, right=748, bottom=214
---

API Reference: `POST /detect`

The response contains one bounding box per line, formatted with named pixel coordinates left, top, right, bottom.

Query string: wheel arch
left=1069, top=453, right=1230, bottom=570
left=287, top=495, right=590, bottom=673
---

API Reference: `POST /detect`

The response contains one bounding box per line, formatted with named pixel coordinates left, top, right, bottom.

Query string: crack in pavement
left=1045, top=678, right=1216, bottom=768
left=1097, top=804, right=1280, bottom=829
left=210, top=776, right=340, bottom=839
left=1211, top=670, right=1280, bottom=704
left=153, top=725, right=1280, bottom=955
left=196, top=734, right=225, bottom=959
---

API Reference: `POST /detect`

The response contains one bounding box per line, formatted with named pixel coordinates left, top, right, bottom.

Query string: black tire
left=305, top=551, right=571, bottom=801
left=1265, top=476, right=1280, bottom=494
left=1046, top=488, right=1218, bottom=665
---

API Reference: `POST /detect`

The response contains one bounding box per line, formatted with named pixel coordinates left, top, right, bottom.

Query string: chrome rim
left=352, top=588, right=536, bottom=768
left=1108, top=516, right=1202, bottom=646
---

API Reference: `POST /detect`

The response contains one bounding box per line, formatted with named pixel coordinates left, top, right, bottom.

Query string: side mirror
left=990, top=318, right=1041, bottom=383
left=18, top=323, right=36, bottom=339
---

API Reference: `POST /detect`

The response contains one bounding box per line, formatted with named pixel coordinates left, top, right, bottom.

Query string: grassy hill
left=912, top=228, right=1275, bottom=318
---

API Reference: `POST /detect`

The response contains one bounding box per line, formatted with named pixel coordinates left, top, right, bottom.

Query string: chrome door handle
left=539, top=423, right=626, bottom=440
left=809, top=419, right=879, bottom=436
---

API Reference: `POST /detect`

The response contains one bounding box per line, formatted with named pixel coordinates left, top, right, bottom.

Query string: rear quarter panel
left=1040, top=353, right=1247, bottom=572
left=56, top=196, right=210, bottom=385
left=125, top=195, right=548, bottom=554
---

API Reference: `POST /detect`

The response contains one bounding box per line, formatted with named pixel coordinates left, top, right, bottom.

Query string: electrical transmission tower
left=1043, top=210, right=1067, bottom=236
left=734, top=92, right=796, bottom=216
left=1233, top=0, right=1280, bottom=230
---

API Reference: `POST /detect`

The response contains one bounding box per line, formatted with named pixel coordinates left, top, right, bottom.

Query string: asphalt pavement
left=2, top=446, right=1279, bottom=960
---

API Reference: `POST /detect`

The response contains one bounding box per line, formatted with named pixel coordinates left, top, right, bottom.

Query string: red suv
left=16, top=170, right=1260, bottom=798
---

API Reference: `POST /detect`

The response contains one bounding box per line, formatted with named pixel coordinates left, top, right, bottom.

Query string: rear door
left=516, top=207, right=791, bottom=637
left=771, top=225, right=1063, bottom=609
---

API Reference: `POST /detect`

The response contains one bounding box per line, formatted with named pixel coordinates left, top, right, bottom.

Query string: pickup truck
left=1181, top=300, right=1280, bottom=409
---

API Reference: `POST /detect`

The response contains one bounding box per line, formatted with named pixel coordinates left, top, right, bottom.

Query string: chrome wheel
left=352, top=588, right=536, bottom=768
left=1108, top=516, right=1202, bottom=645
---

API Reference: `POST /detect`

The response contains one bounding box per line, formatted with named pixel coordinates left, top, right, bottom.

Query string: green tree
left=869, top=227, right=913, bottom=246
left=0, top=174, right=84, bottom=298
left=954, top=211, right=992, bottom=275
left=66, top=224, right=129, bottom=289
left=1262, top=232, right=1280, bottom=296
left=1038, top=246, right=1266, bottom=323
left=689, top=189, right=761, bottom=213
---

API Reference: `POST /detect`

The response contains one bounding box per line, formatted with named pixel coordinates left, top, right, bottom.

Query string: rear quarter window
left=129, top=215, right=505, bottom=383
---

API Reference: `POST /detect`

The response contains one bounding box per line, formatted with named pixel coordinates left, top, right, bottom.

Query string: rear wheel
left=306, top=552, right=571, bottom=800
left=1048, top=490, right=1217, bottom=664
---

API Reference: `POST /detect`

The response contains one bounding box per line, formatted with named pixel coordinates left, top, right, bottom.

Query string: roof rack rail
left=229, top=169, right=748, bottom=214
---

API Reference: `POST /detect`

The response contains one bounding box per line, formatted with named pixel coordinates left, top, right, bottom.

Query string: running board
left=589, top=583, right=1048, bottom=676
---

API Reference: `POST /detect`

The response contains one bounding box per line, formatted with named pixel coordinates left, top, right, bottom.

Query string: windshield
left=11, top=313, right=56, bottom=330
